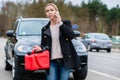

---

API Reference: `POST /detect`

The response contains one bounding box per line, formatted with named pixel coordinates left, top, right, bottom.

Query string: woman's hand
left=33, top=45, right=42, bottom=51
left=55, top=11, right=62, bottom=24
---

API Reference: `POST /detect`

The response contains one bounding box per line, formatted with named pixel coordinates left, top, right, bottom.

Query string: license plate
left=101, top=46, right=107, bottom=48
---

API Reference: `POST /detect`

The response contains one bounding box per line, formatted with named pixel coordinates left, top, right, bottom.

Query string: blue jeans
left=47, top=60, right=71, bottom=80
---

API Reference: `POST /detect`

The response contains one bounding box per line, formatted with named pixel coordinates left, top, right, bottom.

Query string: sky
left=65, top=0, right=120, bottom=9
left=0, top=0, right=120, bottom=9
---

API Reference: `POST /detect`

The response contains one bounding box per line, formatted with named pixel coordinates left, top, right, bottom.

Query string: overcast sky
left=65, top=0, right=120, bottom=9
left=0, top=0, right=120, bottom=9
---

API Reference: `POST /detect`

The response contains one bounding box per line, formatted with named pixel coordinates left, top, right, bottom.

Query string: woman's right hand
left=33, top=45, right=42, bottom=51
left=55, top=11, right=62, bottom=24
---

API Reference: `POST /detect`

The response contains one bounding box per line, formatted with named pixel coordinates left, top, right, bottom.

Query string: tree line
left=0, top=0, right=120, bottom=36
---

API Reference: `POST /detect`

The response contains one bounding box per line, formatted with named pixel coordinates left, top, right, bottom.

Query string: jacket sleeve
left=40, top=28, right=46, bottom=48
left=59, top=20, right=75, bottom=40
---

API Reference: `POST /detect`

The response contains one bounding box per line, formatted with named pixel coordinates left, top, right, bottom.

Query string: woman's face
left=45, top=5, right=57, bottom=20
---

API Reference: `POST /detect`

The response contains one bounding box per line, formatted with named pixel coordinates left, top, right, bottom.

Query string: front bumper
left=71, top=54, right=88, bottom=73
left=15, top=52, right=88, bottom=72
left=79, top=55, right=88, bottom=67
left=90, top=43, right=112, bottom=49
left=14, top=54, right=47, bottom=74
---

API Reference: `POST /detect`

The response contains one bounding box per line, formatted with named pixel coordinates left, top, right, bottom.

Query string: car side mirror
left=74, top=30, right=80, bottom=37
left=6, top=30, right=15, bottom=37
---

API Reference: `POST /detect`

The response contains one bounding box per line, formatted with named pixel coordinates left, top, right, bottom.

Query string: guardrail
left=112, top=44, right=120, bottom=50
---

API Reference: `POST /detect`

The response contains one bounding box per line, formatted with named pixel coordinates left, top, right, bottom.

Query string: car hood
left=72, top=38, right=88, bottom=56
left=14, top=36, right=41, bottom=55
left=14, top=36, right=88, bottom=56
left=16, top=36, right=41, bottom=45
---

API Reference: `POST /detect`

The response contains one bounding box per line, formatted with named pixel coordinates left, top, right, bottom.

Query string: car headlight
left=76, top=45, right=87, bottom=52
left=17, top=45, right=33, bottom=53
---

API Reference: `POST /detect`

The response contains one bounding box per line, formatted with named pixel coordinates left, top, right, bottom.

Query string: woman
left=34, top=3, right=81, bottom=80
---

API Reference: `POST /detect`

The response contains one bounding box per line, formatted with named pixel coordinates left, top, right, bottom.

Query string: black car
left=71, top=35, right=88, bottom=80
left=4, top=18, right=88, bottom=80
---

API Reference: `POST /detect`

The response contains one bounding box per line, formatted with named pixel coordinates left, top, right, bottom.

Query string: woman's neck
left=50, top=19, right=58, bottom=26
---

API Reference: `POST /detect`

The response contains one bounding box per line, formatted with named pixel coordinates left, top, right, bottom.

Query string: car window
left=88, top=34, right=94, bottom=38
left=18, top=20, right=48, bottom=36
left=83, top=34, right=93, bottom=39
left=95, top=34, right=110, bottom=40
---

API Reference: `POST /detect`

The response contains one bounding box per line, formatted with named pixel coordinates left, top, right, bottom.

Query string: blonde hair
left=45, top=3, right=59, bottom=11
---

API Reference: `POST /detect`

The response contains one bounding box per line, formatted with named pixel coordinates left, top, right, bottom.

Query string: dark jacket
left=41, top=20, right=81, bottom=69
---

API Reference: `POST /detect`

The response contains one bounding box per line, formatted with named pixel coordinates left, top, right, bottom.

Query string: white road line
left=89, top=69, right=120, bottom=80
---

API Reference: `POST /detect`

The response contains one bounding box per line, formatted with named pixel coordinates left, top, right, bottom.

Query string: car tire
left=73, top=65, right=88, bottom=80
left=106, top=48, right=111, bottom=53
left=96, top=49, right=99, bottom=52
left=12, top=55, right=24, bottom=80
left=87, top=45, right=92, bottom=51
left=5, top=59, right=12, bottom=71
left=4, top=47, right=12, bottom=71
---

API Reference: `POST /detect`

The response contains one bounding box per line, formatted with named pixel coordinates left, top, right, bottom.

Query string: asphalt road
left=0, top=37, right=12, bottom=80
left=0, top=37, right=120, bottom=80
left=86, top=50, right=120, bottom=80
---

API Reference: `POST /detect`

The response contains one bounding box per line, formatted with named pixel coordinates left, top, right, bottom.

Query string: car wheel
left=12, top=56, right=24, bottom=80
left=73, top=65, right=88, bottom=80
left=87, top=45, right=92, bottom=51
left=96, top=49, right=99, bottom=52
left=5, top=58, right=12, bottom=71
left=4, top=47, right=12, bottom=71
left=106, top=48, right=111, bottom=53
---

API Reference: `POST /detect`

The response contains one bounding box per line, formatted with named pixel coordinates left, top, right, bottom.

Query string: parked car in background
left=4, top=18, right=88, bottom=80
left=81, top=33, right=112, bottom=52
left=111, top=36, right=120, bottom=49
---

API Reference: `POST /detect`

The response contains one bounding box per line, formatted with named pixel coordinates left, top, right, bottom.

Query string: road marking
left=89, top=69, right=120, bottom=80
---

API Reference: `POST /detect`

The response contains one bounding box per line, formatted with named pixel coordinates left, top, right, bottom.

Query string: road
left=0, top=37, right=12, bottom=80
left=86, top=50, right=120, bottom=80
left=0, top=37, right=120, bottom=80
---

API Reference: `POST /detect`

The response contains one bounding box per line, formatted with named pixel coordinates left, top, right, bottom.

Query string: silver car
left=82, top=33, right=112, bottom=52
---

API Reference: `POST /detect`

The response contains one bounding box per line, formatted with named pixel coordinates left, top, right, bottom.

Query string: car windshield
left=95, top=34, right=110, bottom=40
left=18, top=20, right=49, bottom=36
